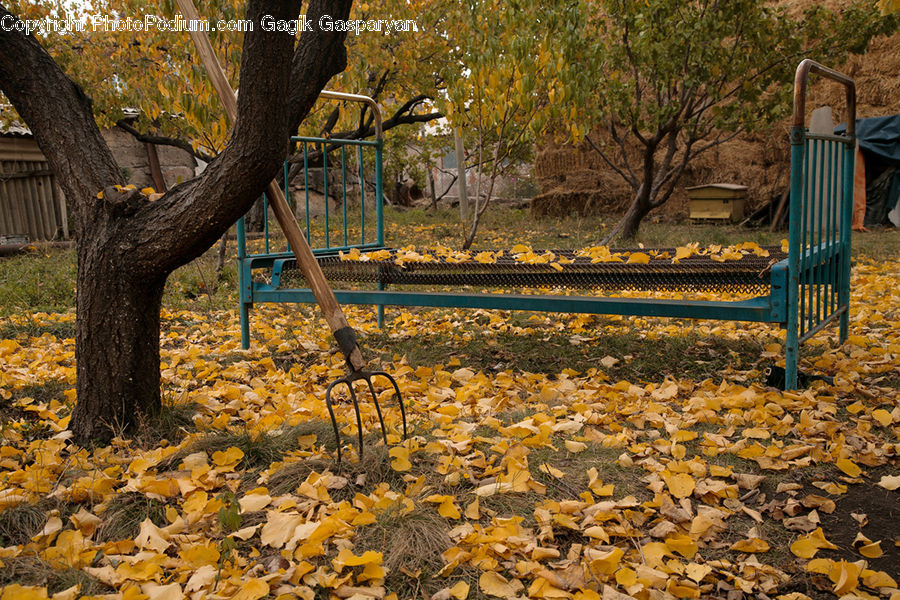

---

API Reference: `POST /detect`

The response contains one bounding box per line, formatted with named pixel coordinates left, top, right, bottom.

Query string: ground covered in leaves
left=0, top=252, right=898, bottom=600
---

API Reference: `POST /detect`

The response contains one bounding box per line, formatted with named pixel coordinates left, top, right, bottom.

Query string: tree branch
left=584, top=132, right=637, bottom=190
left=115, top=119, right=214, bottom=163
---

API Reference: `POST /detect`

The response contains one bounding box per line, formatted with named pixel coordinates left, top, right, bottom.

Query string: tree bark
left=70, top=249, right=166, bottom=440
left=0, top=0, right=352, bottom=444
left=599, top=141, right=658, bottom=244
left=619, top=194, right=653, bottom=240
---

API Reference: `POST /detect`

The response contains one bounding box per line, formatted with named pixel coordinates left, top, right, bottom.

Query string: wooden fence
left=0, top=136, right=69, bottom=242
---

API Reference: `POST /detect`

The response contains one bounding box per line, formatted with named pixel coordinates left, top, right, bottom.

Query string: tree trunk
left=216, top=234, right=228, bottom=276
left=620, top=196, right=652, bottom=241
left=70, top=242, right=166, bottom=442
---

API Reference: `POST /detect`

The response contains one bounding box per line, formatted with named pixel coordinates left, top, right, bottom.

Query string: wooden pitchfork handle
left=176, top=0, right=365, bottom=372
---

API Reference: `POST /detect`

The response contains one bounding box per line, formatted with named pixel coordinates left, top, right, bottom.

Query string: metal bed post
left=786, top=59, right=856, bottom=389
left=786, top=129, right=804, bottom=390
left=839, top=124, right=855, bottom=342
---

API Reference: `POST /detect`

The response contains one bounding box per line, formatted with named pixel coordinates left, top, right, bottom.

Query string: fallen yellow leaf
left=730, top=538, right=770, bottom=553
left=663, top=472, right=695, bottom=499
left=389, top=446, right=412, bottom=471
left=835, top=458, right=862, bottom=478
left=479, top=572, right=523, bottom=598
left=877, top=475, right=900, bottom=490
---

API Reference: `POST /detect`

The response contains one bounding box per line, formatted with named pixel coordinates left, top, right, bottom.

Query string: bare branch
left=116, top=120, right=214, bottom=163
left=584, top=133, right=638, bottom=190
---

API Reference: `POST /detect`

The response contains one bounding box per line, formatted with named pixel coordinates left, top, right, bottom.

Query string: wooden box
left=687, top=183, right=747, bottom=221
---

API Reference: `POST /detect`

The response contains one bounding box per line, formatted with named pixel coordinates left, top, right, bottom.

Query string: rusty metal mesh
left=276, top=248, right=786, bottom=294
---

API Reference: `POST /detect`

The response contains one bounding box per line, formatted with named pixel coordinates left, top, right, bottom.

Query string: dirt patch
left=816, top=478, right=900, bottom=577
left=0, top=399, right=28, bottom=424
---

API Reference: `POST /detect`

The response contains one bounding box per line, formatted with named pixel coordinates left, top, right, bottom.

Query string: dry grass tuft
left=0, top=556, right=110, bottom=595
left=96, top=492, right=167, bottom=542
left=355, top=505, right=452, bottom=596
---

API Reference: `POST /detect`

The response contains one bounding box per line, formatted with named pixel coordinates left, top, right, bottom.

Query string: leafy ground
left=0, top=209, right=898, bottom=600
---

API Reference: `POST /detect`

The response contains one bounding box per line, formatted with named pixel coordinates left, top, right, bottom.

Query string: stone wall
left=101, top=128, right=196, bottom=190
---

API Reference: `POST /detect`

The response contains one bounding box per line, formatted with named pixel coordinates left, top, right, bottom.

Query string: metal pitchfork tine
left=325, top=365, right=408, bottom=464
left=178, top=0, right=407, bottom=463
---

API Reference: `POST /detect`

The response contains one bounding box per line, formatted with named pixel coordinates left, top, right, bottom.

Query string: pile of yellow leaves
left=0, top=259, right=897, bottom=600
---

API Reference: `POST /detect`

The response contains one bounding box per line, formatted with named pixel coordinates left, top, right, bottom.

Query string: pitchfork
left=179, top=0, right=407, bottom=462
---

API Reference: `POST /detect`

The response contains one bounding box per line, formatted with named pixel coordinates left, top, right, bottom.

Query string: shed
left=686, top=183, right=747, bottom=221
left=0, top=126, right=69, bottom=242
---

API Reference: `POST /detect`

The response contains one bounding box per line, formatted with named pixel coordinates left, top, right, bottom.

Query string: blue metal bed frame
left=236, top=61, right=855, bottom=390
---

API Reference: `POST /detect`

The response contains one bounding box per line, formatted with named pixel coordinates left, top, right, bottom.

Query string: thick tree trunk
left=70, top=248, right=166, bottom=441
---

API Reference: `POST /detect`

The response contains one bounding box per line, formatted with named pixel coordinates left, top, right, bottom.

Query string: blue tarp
left=836, top=114, right=900, bottom=165
left=836, top=114, right=900, bottom=226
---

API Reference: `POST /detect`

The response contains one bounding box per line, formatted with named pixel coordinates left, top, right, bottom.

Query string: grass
left=0, top=501, right=53, bottom=547
left=96, top=492, right=168, bottom=542
left=159, top=428, right=301, bottom=474
left=0, top=556, right=110, bottom=595
left=353, top=506, right=453, bottom=598
left=131, top=396, right=200, bottom=449
left=0, top=248, right=76, bottom=317
left=364, top=316, right=771, bottom=383
left=0, top=318, right=75, bottom=340
left=7, top=380, right=70, bottom=404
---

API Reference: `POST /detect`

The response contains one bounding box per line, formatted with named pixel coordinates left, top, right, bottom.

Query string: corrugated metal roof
left=0, top=104, right=31, bottom=136
left=1, top=123, right=32, bottom=136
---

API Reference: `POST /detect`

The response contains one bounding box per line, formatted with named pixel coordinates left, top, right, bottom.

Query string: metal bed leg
left=240, top=300, right=251, bottom=350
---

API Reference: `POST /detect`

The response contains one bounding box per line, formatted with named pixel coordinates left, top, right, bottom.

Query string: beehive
left=687, top=183, right=747, bottom=221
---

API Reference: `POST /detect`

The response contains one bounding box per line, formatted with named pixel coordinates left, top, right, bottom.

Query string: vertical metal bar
left=304, top=142, right=311, bottom=245
left=816, top=140, right=827, bottom=327
left=323, top=142, right=330, bottom=249
left=375, top=140, right=384, bottom=247
left=374, top=140, right=385, bottom=321
left=799, top=138, right=811, bottom=338
left=837, top=144, right=845, bottom=316
left=839, top=139, right=854, bottom=342
left=342, top=145, right=348, bottom=247
left=807, top=139, right=819, bottom=335
left=263, top=192, right=270, bottom=254
left=239, top=287, right=251, bottom=349
left=822, top=142, right=840, bottom=318
left=236, top=216, right=250, bottom=349
left=828, top=140, right=838, bottom=317
left=358, top=145, right=366, bottom=245
left=236, top=216, right=246, bottom=260
left=786, top=126, right=806, bottom=390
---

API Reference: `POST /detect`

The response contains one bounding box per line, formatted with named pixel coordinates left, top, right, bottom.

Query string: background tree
left=565, top=0, right=895, bottom=243
left=0, top=0, right=354, bottom=443
left=437, top=0, right=583, bottom=249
